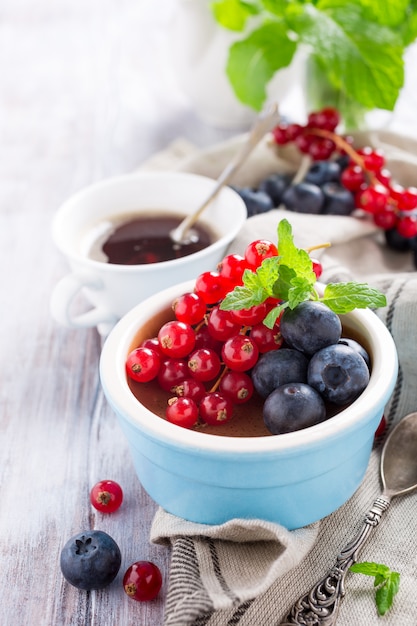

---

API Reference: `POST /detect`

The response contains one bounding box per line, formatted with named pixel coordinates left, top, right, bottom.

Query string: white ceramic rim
left=51, top=171, right=247, bottom=272
left=100, top=279, right=398, bottom=454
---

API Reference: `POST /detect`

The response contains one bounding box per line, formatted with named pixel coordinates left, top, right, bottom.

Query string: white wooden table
left=1, top=2, right=417, bottom=625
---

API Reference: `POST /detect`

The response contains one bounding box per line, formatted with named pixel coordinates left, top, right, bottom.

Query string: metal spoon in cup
left=280, top=411, right=417, bottom=626
left=170, top=102, right=281, bottom=247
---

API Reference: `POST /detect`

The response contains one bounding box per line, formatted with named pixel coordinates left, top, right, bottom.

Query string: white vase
left=168, top=0, right=303, bottom=129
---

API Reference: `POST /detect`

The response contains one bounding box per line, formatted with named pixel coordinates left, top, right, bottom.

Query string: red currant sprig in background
left=271, top=107, right=417, bottom=239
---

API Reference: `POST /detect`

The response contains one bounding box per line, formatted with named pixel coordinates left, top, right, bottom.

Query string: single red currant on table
left=90, top=480, right=123, bottom=513
left=123, top=561, right=162, bottom=601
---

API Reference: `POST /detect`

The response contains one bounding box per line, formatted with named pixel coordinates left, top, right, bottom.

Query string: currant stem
left=305, top=242, right=331, bottom=254
left=210, top=366, right=229, bottom=393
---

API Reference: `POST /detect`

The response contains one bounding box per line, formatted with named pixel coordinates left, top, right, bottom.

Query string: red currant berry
left=285, top=123, right=304, bottom=141
left=374, top=414, right=387, bottom=438
left=207, top=306, right=241, bottom=341
left=357, top=147, right=385, bottom=172
left=244, top=239, right=278, bottom=269
left=194, top=325, right=223, bottom=353
left=373, top=207, right=398, bottom=230
left=199, top=392, right=234, bottom=425
left=158, top=320, right=195, bottom=358
left=308, top=137, right=335, bottom=161
left=166, top=396, right=199, bottom=429
left=173, top=292, right=207, bottom=325
left=375, top=168, right=391, bottom=188
left=357, top=184, right=389, bottom=214
left=272, top=124, right=290, bottom=145
left=157, top=358, right=188, bottom=392
left=221, top=335, right=259, bottom=372
left=126, top=347, right=161, bottom=383
left=140, top=337, right=161, bottom=355
left=195, top=271, right=227, bottom=304
left=389, top=183, right=406, bottom=203
left=307, top=107, right=340, bottom=131
left=295, top=132, right=314, bottom=154
left=219, top=371, right=254, bottom=404
left=123, top=561, right=162, bottom=602
left=249, top=321, right=283, bottom=353
left=171, top=378, right=206, bottom=403
left=187, top=348, right=221, bottom=382
left=396, top=186, right=417, bottom=212
left=217, top=253, right=248, bottom=284
left=90, top=480, right=123, bottom=514
left=229, top=302, right=268, bottom=326
left=311, top=258, right=323, bottom=279
left=397, top=215, right=417, bottom=238
left=340, top=164, right=366, bottom=192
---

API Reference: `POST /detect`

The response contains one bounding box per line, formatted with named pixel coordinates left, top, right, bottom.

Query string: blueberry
left=257, top=173, right=292, bottom=205
left=280, top=301, right=342, bottom=356
left=60, top=530, right=122, bottom=590
left=251, top=348, right=309, bottom=399
left=304, top=160, right=341, bottom=186
left=321, top=182, right=355, bottom=216
left=263, top=383, right=327, bottom=434
left=308, top=344, right=370, bottom=405
left=334, top=154, right=350, bottom=171
left=384, top=227, right=413, bottom=252
left=231, top=186, right=274, bottom=217
left=281, top=182, right=324, bottom=214
left=338, top=337, right=370, bottom=369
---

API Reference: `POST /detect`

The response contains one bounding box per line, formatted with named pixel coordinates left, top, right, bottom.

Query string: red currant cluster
left=272, top=107, right=417, bottom=239
left=126, top=240, right=323, bottom=430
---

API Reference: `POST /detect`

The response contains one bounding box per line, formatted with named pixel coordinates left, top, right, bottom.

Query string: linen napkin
left=144, top=131, right=417, bottom=625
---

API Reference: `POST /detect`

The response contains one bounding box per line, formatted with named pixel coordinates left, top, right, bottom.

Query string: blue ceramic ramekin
left=100, top=280, right=398, bottom=530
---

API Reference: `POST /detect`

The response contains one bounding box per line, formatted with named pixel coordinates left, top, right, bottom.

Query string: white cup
left=50, top=171, right=247, bottom=335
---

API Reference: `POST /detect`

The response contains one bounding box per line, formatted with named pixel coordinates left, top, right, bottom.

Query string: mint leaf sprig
left=349, top=561, right=400, bottom=616
left=220, top=219, right=386, bottom=328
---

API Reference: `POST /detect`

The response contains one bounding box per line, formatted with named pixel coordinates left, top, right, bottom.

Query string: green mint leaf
left=254, top=257, right=281, bottom=292
left=351, top=0, right=411, bottom=28
left=286, top=3, right=404, bottom=111
left=350, top=561, right=390, bottom=578
left=350, top=561, right=400, bottom=616
left=272, top=264, right=296, bottom=301
left=226, top=22, right=296, bottom=109
left=211, top=0, right=260, bottom=32
left=320, top=282, right=387, bottom=314
left=277, top=219, right=317, bottom=284
left=220, top=284, right=266, bottom=311
left=287, top=277, right=316, bottom=309
left=263, top=303, right=286, bottom=329
left=375, top=571, right=400, bottom=616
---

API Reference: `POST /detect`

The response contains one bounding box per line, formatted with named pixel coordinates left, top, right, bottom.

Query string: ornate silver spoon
left=169, top=102, right=280, bottom=246
left=280, top=411, right=417, bottom=626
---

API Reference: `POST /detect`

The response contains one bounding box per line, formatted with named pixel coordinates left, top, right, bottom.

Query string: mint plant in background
left=210, top=0, right=417, bottom=129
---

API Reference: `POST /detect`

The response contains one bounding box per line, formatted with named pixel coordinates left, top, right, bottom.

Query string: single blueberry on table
left=281, top=182, right=324, bottom=214
left=308, top=344, right=370, bottom=405
left=263, top=383, right=327, bottom=435
left=280, top=301, right=342, bottom=356
left=251, top=348, right=309, bottom=399
left=60, top=530, right=122, bottom=590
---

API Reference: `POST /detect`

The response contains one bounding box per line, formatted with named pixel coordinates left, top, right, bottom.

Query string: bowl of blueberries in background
left=99, top=234, right=398, bottom=529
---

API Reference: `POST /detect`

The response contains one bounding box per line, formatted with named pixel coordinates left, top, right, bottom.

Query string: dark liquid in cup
left=101, top=215, right=214, bottom=265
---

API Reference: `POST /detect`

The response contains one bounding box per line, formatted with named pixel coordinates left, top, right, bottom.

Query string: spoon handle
left=170, top=103, right=280, bottom=243
left=280, top=495, right=391, bottom=626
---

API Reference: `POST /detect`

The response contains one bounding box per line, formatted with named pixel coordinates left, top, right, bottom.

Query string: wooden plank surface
left=1, top=2, right=417, bottom=625
left=0, top=2, right=236, bottom=624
